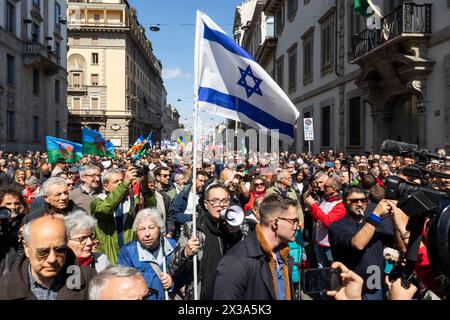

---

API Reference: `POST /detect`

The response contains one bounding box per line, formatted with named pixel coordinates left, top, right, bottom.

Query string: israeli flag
left=194, top=11, right=300, bottom=144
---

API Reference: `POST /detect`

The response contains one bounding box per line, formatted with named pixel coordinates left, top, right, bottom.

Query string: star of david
left=237, top=65, right=263, bottom=98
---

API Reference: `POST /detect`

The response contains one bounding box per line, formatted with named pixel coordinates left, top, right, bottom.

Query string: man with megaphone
left=169, top=183, right=246, bottom=300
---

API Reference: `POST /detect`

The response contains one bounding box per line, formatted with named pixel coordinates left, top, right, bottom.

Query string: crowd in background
left=0, top=146, right=448, bottom=300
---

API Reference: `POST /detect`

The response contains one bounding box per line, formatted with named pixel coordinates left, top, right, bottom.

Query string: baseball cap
left=325, top=162, right=334, bottom=168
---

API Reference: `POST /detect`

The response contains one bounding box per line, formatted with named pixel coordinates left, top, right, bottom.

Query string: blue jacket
left=170, top=184, right=195, bottom=224
left=117, top=238, right=176, bottom=300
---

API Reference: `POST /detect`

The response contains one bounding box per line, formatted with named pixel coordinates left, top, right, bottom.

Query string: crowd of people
left=0, top=146, right=448, bottom=300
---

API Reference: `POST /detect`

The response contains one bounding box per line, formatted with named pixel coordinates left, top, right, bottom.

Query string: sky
left=129, top=0, right=244, bottom=135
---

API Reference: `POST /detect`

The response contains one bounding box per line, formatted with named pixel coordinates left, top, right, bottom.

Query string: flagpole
left=192, top=101, right=199, bottom=301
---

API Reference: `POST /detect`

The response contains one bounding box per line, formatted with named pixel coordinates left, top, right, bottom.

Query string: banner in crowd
left=194, top=11, right=300, bottom=145
left=46, top=136, right=83, bottom=164
left=82, top=128, right=115, bottom=157
left=126, top=135, right=144, bottom=156
left=137, top=131, right=153, bottom=157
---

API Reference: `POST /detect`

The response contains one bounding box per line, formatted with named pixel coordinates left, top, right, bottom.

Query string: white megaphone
left=220, top=205, right=244, bottom=227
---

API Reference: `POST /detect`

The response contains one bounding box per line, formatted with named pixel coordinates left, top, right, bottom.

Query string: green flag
left=46, top=136, right=83, bottom=164
left=354, top=0, right=372, bottom=17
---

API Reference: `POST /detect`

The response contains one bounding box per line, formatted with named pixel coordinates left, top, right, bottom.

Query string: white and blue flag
left=194, top=11, right=300, bottom=144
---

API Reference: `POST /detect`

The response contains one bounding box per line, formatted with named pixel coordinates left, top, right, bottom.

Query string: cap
left=325, top=162, right=334, bottom=168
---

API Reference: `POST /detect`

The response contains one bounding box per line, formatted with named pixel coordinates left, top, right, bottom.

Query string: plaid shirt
left=28, top=266, right=64, bottom=300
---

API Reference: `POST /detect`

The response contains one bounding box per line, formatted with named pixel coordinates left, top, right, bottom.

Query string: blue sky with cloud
left=129, top=0, right=244, bottom=133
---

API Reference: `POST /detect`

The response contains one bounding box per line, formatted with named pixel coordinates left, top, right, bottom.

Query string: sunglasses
left=31, top=245, right=68, bottom=260
left=347, top=197, right=368, bottom=204
left=254, top=182, right=264, bottom=187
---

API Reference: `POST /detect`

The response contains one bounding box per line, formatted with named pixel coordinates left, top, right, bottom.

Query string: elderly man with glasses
left=328, top=186, right=396, bottom=300
left=169, top=183, right=245, bottom=300
left=69, top=165, right=102, bottom=215
left=0, top=215, right=96, bottom=300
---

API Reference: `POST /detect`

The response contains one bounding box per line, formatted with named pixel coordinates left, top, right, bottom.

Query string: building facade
left=235, top=0, right=450, bottom=154
left=161, top=104, right=180, bottom=142
left=0, top=0, right=68, bottom=152
left=66, top=0, right=166, bottom=148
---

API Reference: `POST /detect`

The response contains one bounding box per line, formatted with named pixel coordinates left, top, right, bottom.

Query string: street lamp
left=150, top=24, right=160, bottom=32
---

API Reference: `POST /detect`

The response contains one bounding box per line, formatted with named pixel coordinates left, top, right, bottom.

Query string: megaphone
left=220, top=205, right=244, bottom=227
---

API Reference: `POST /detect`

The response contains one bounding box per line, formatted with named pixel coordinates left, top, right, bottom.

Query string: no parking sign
left=303, top=118, right=314, bottom=141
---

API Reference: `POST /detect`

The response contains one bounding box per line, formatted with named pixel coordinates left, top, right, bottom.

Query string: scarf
left=200, top=214, right=240, bottom=300
left=255, top=224, right=292, bottom=300
left=77, top=256, right=94, bottom=267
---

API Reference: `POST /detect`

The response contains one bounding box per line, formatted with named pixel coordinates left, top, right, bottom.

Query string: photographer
left=91, top=166, right=157, bottom=265
left=0, top=189, right=28, bottom=276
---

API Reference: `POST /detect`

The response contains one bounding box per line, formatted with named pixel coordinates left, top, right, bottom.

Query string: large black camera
left=382, top=140, right=450, bottom=287
left=0, top=206, right=10, bottom=238
left=132, top=161, right=150, bottom=178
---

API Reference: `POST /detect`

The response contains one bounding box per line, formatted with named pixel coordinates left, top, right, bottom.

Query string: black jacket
left=213, top=230, right=295, bottom=300
left=0, top=250, right=96, bottom=300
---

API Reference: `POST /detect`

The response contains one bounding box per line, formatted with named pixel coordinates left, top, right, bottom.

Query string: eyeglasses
left=206, top=198, right=230, bottom=207
left=70, top=234, right=96, bottom=244
left=276, top=217, right=300, bottom=228
left=84, top=173, right=100, bottom=178
left=30, top=245, right=68, bottom=260
left=67, top=183, right=75, bottom=187
left=254, top=182, right=264, bottom=187
left=161, top=174, right=170, bottom=178
left=347, top=197, right=368, bottom=204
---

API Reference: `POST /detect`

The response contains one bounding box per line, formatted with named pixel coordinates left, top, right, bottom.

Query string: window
left=72, top=73, right=81, bottom=87
left=33, top=117, right=39, bottom=142
left=91, top=74, right=99, bottom=86
left=288, top=44, right=297, bottom=91
left=91, top=98, right=99, bottom=110
left=275, top=6, right=284, bottom=36
left=302, top=29, right=314, bottom=84
left=321, top=106, right=331, bottom=147
left=275, top=56, right=284, bottom=90
left=33, top=0, right=40, bottom=7
left=6, top=2, right=15, bottom=33
left=33, top=69, right=40, bottom=95
left=55, top=2, right=61, bottom=27
left=6, top=54, right=15, bottom=85
left=55, top=41, right=61, bottom=62
left=92, top=53, right=99, bottom=64
left=32, top=23, right=40, bottom=42
left=55, top=80, right=60, bottom=102
left=7, top=111, right=15, bottom=141
left=349, top=97, right=361, bottom=146
left=55, top=121, right=60, bottom=138
left=94, top=14, right=100, bottom=21
left=349, top=3, right=366, bottom=57
left=287, top=0, right=298, bottom=20
left=320, top=11, right=335, bottom=75
left=73, top=97, right=81, bottom=109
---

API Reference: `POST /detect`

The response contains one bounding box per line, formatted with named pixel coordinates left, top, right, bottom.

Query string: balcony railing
left=70, top=109, right=105, bottom=116
left=23, top=41, right=60, bottom=72
left=352, top=3, right=432, bottom=60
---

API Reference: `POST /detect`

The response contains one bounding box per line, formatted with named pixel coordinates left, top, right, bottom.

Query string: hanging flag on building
left=194, top=11, right=300, bottom=145
left=46, top=136, right=83, bottom=164
left=82, top=128, right=115, bottom=157
left=354, top=0, right=382, bottom=17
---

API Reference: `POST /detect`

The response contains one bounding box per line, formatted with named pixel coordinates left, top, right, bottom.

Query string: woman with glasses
left=65, top=211, right=110, bottom=272
left=117, top=208, right=177, bottom=300
left=243, top=176, right=268, bottom=211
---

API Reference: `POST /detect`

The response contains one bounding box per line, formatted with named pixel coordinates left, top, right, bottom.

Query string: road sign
left=303, top=118, right=314, bottom=141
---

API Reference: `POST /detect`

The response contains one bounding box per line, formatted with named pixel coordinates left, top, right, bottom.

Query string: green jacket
left=91, top=182, right=157, bottom=265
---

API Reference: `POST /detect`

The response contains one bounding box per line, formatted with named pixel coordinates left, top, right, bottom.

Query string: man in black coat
left=0, top=215, right=96, bottom=300
left=213, top=194, right=297, bottom=300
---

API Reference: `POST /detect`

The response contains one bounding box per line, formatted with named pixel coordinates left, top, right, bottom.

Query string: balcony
left=351, top=3, right=432, bottom=61
left=69, top=109, right=105, bottom=117
left=23, top=41, right=60, bottom=74
left=67, top=85, right=88, bottom=93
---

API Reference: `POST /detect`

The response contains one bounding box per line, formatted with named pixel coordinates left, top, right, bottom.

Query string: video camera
left=381, top=140, right=450, bottom=289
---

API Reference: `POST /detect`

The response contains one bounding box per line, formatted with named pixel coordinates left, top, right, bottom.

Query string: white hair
left=88, top=266, right=143, bottom=300
left=41, top=177, right=67, bottom=196
left=25, top=176, right=38, bottom=185
left=174, top=173, right=184, bottom=181
left=64, top=210, right=97, bottom=237
left=132, top=208, right=164, bottom=232
left=101, top=169, right=123, bottom=185
left=277, top=169, right=290, bottom=182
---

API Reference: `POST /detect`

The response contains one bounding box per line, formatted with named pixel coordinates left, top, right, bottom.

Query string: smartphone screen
left=301, top=268, right=342, bottom=294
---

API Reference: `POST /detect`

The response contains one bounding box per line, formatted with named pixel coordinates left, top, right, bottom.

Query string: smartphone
left=301, top=268, right=342, bottom=294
